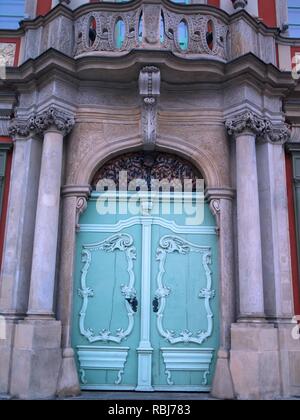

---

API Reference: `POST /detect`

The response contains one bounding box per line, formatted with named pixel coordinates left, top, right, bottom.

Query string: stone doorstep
left=60, top=392, right=216, bottom=401
left=1, top=392, right=299, bottom=401
left=0, top=392, right=216, bottom=401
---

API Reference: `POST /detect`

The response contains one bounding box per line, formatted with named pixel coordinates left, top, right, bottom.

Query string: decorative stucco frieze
left=0, top=43, right=16, bottom=67
left=139, top=66, right=161, bottom=150
left=9, top=107, right=75, bottom=138
left=225, top=111, right=291, bottom=144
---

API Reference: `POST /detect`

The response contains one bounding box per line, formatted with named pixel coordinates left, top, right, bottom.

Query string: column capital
left=9, top=116, right=37, bottom=139
left=225, top=111, right=291, bottom=144
left=34, top=107, right=75, bottom=136
left=61, top=184, right=92, bottom=198
left=225, top=111, right=266, bottom=137
left=9, top=107, right=75, bottom=139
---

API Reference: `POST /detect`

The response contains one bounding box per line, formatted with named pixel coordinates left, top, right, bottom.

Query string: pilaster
left=7, top=106, right=75, bottom=399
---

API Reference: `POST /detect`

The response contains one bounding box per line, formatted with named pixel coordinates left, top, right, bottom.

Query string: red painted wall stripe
left=258, top=0, right=277, bottom=27
left=207, top=0, right=220, bottom=7
left=36, top=0, right=52, bottom=17
left=286, top=153, right=300, bottom=316
left=0, top=38, right=21, bottom=66
left=0, top=138, right=12, bottom=269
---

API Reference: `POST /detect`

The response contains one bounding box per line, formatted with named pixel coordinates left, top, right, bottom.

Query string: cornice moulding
left=15, top=1, right=279, bottom=40
left=3, top=50, right=296, bottom=91
left=286, top=143, right=300, bottom=153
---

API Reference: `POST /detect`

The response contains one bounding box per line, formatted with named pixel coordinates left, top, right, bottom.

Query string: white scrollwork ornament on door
left=154, top=235, right=215, bottom=345
left=78, top=233, right=137, bottom=343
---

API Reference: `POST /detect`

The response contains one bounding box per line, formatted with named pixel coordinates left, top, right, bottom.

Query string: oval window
left=206, top=20, right=214, bottom=51
left=88, top=16, right=97, bottom=47
left=138, top=12, right=143, bottom=44
left=115, top=18, right=126, bottom=49
left=178, top=20, right=188, bottom=51
left=160, top=12, right=165, bottom=44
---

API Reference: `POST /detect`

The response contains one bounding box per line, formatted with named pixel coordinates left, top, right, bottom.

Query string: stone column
left=9, top=107, right=75, bottom=399
left=207, top=189, right=236, bottom=400
left=226, top=111, right=266, bottom=320
left=56, top=186, right=90, bottom=397
left=225, top=112, right=290, bottom=400
left=26, top=109, right=74, bottom=318
left=0, top=136, right=42, bottom=318
left=0, top=120, right=42, bottom=394
left=26, top=130, right=64, bottom=318
left=257, top=129, right=293, bottom=319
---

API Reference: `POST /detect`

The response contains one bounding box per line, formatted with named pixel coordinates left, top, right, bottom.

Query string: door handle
left=126, top=297, right=138, bottom=313
left=153, top=297, right=159, bottom=313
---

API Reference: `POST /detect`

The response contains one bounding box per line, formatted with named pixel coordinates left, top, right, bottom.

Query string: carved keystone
left=139, top=66, right=161, bottom=150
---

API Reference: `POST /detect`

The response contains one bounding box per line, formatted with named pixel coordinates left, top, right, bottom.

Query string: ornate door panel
left=150, top=204, right=219, bottom=391
left=72, top=197, right=142, bottom=390
left=72, top=192, right=219, bottom=391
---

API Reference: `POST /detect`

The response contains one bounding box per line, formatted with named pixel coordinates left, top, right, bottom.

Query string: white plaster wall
left=278, top=44, right=292, bottom=71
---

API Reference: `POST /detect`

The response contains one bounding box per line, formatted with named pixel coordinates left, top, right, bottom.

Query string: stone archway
left=56, top=140, right=235, bottom=398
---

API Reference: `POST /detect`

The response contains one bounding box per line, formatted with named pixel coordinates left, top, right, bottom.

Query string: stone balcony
left=14, top=0, right=278, bottom=67
left=74, top=2, right=228, bottom=61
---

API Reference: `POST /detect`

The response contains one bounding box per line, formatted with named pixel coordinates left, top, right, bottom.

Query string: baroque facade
left=0, top=0, right=300, bottom=400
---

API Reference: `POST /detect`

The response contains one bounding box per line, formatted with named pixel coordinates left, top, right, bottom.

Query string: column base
left=26, top=311, right=55, bottom=320
left=211, top=349, right=235, bottom=400
left=230, top=323, right=281, bottom=400
left=237, top=314, right=266, bottom=323
left=9, top=319, right=62, bottom=400
left=57, top=348, right=81, bottom=398
left=0, top=319, right=16, bottom=394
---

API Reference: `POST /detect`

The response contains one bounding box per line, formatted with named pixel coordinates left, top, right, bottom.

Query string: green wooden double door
left=72, top=193, right=219, bottom=391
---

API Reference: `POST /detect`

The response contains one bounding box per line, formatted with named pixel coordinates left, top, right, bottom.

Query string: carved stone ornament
left=92, top=151, right=203, bottom=191
left=74, top=7, right=228, bottom=60
left=225, top=111, right=267, bottom=136
left=209, top=199, right=221, bottom=235
left=9, top=107, right=75, bottom=138
left=76, top=197, right=88, bottom=228
left=231, top=0, right=248, bottom=10
left=139, top=66, right=161, bottom=149
left=225, top=111, right=291, bottom=144
left=0, top=43, right=16, bottom=67
left=265, top=124, right=291, bottom=144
